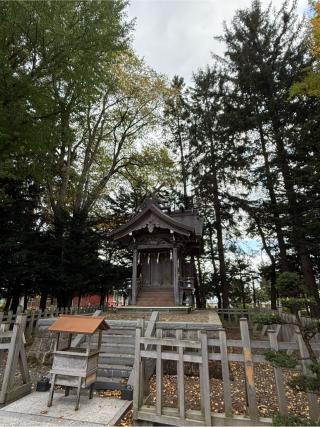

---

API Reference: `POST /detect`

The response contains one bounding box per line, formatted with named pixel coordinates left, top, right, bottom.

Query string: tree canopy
left=1, top=0, right=319, bottom=314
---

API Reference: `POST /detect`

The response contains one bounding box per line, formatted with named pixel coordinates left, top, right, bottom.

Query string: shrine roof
left=109, top=199, right=203, bottom=241
left=48, top=315, right=109, bottom=334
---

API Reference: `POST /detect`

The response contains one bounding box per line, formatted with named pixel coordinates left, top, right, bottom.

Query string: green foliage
left=288, top=370, right=320, bottom=394
left=273, top=413, right=320, bottom=426
left=264, top=349, right=298, bottom=369
left=280, top=297, right=310, bottom=314
left=276, top=272, right=303, bottom=297
left=252, top=312, right=284, bottom=326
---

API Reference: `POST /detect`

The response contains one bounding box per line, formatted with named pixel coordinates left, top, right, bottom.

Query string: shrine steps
left=117, top=306, right=191, bottom=313
left=88, top=326, right=136, bottom=392
left=135, top=286, right=175, bottom=307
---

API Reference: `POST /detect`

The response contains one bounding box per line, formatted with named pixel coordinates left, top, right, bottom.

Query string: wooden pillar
left=173, top=246, right=179, bottom=305
left=132, top=247, right=138, bottom=305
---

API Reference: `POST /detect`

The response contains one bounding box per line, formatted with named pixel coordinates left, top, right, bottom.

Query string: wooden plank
left=219, top=328, right=232, bottom=417
left=108, top=400, right=133, bottom=427
left=176, top=329, right=185, bottom=420
left=6, top=311, right=13, bottom=331
left=0, top=320, right=20, bottom=402
left=132, top=325, right=142, bottom=419
left=140, top=337, right=200, bottom=349
left=138, top=318, right=145, bottom=406
left=200, top=332, right=211, bottom=426
left=209, top=353, right=266, bottom=363
left=0, top=331, right=13, bottom=339
left=140, top=350, right=202, bottom=363
left=0, top=343, right=11, bottom=350
left=267, top=329, right=288, bottom=416
left=138, top=405, right=272, bottom=426
left=156, top=328, right=163, bottom=416
left=143, top=311, right=159, bottom=350
left=137, top=409, right=205, bottom=426
left=155, top=321, right=220, bottom=331
left=208, top=339, right=276, bottom=349
left=5, top=383, right=31, bottom=404
left=296, top=329, right=320, bottom=420
left=240, top=318, right=258, bottom=420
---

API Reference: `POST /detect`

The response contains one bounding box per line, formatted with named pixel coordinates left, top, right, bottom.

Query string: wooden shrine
left=109, top=198, right=203, bottom=306
left=47, top=315, right=109, bottom=410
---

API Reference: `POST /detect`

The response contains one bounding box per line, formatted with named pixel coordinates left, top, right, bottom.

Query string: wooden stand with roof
left=47, top=315, right=109, bottom=410
left=109, top=197, right=203, bottom=307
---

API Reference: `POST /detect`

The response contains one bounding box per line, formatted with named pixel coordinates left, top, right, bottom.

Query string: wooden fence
left=217, top=308, right=320, bottom=343
left=0, top=314, right=31, bottom=404
left=133, top=317, right=320, bottom=426
left=0, top=306, right=98, bottom=338
left=217, top=308, right=273, bottom=326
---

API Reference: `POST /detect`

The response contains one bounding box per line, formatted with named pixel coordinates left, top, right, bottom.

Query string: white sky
left=127, top=0, right=309, bottom=84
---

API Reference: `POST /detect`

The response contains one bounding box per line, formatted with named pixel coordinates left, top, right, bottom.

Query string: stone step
left=117, top=306, right=191, bottom=313
left=100, top=343, right=135, bottom=354
left=98, top=364, right=133, bottom=378
left=103, top=328, right=136, bottom=335
left=95, top=377, right=128, bottom=391
left=136, top=303, right=174, bottom=307
left=90, top=335, right=135, bottom=344
left=99, top=353, right=135, bottom=366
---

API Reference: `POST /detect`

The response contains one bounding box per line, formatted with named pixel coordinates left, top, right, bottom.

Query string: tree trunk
left=57, top=292, right=69, bottom=309
left=10, top=286, right=20, bottom=314
left=211, top=165, right=229, bottom=308
left=271, top=115, right=320, bottom=314
left=208, top=224, right=222, bottom=306
left=40, top=291, right=48, bottom=310
left=196, top=254, right=205, bottom=308
left=4, top=295, right=11, bottom=312
left=257, top=117, right=290, bottom=272
left=23, top=294, right=28, bottom=311
left=100, top=289, right=106, bottom=308
left=270, top=268, right=277, bottom=310
left=191, top=254, right=203, bottom=308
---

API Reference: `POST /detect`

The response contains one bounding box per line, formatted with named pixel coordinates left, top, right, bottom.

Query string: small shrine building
left=109, top=198, right=203, bottom=307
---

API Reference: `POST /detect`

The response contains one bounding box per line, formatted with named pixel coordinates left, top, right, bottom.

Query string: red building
left=72, top=293, right=125, bottom=307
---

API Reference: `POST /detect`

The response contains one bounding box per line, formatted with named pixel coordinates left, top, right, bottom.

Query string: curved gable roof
left=109, top=203, right=195, bottom=240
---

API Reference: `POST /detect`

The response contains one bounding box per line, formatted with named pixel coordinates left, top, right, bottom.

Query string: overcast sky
left=127, top=0, right=309, bottom=84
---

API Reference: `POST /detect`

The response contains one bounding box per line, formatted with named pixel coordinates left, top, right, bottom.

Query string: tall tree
left=188, top=68, right=235, bottom=308
left=220, top=0, right=320, bottom=311
left=164, top=76, right=191, bottom=208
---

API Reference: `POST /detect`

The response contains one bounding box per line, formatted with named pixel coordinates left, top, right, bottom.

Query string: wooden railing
left=133, top=317, right=320, bottom=426
left=0, top=306, right=98, bottom=338
left=216, top=307, right=270, bottom=325
left=0, top=314, right=31, bottom=404
left=217, top=308, right=320, bottom=343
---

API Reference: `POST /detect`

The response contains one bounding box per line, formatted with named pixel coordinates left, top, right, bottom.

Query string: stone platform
left=0, top=391, right=131, bottom=426
left=117, top=305, right=192, bottom=313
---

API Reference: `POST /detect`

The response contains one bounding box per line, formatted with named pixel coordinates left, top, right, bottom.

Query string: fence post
left=176, top=329, right=185, bottom=420
left=296, top=329, right=320, bottom=420
left=6, top=311, right=13, bottom=331
left=267, top=329, right=288, bottom=416
left=219, top=328, right=232, bottom=417
left=27, top=310, right=35, bottom=338
left=133, top=323, right=142, bottom=421
left=156, top=328, right=163, bottom=417
left=200, top=332, right=211, bottom=426
left=240, top=318, right=258, bottom=420
left=0, top=312, right=4, bottom=330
